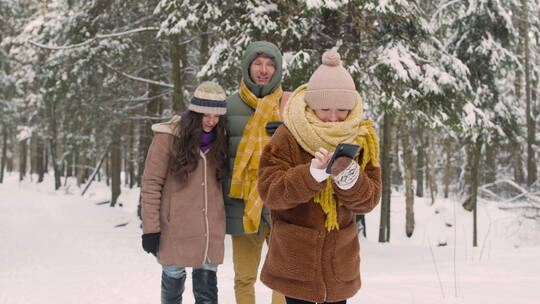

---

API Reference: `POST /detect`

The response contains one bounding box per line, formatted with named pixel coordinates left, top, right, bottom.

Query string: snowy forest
left=1, top=0, right=539, bottom=247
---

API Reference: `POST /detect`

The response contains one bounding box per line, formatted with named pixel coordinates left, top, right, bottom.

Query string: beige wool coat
left=141, top=117, right=226, bottom=266
left=257, top=125, right=381, bottom=303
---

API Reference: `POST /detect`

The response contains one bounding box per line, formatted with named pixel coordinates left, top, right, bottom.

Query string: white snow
left=305, top=0, right=345, bottom=10
left=15, top=126, right=32, bottom=142
left=1, top=172, right=539, bottom=303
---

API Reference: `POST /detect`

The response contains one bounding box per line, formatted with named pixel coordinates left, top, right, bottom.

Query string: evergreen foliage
left=0, top=0, right=538, bottom=238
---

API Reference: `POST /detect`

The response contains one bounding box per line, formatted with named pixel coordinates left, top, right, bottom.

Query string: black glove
left=265, top=121, right=283, bottom=135
left=142, top=232, right=160, bottom=256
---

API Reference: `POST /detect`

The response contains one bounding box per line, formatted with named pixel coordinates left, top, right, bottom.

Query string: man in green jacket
left=224, top=41, right=288, bottom=304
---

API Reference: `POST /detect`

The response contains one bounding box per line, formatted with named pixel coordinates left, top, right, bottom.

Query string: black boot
left=192, top=269, right=218, bottom=304
left=161, top=271, right=186, bottom=304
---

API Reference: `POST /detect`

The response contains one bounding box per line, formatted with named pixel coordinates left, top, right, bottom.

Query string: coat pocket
left=332, top=223, right=360, bottom=282
left=266, top=221, right=319, bottom=281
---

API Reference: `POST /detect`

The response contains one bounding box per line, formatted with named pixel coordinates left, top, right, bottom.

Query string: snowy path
left=0, top=176, right=268, bottom=304
left=1, top=174, right=540, bottom=303
left=0, top=180, right=158, bottom=303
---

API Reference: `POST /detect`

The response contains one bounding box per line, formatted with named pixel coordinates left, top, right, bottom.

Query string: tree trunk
left=0, top=124, right=7, bottom=183
left=18, top=139, right=28, bottom=182
left=471, top=139, right=482, bottom=247
left=392, top=133, right=402, bottom=191
left=522, top=0, right=537, bottom=186
left=110, top=127, right=121, bottom=207
left=66, top=150, right=74, bottom=178
left=128, top=120, right=135, bottom=188
left=50, top=146, right=61, bottom=190
left=105, top=153, right=110, bottom=187
left=6, top=141, right=14, bottom=173
left=513, top=14, right=525, bottom=185
left=81, top=145, right=110, bottom=197
left=30, top=135, right=36, bottom=176
left=399, top=118, right=415, bottom=237
left=76, top=146, right=86, bottom=187
left=484, top=141, right=497, bottom=184
left=45, top=98, right=62, bottom=190
left=136, top=121, right=147, bottom=217
left=512, top=143, right=525, bottom=184
left=379, top=112, right=394, bottom=243
left=200, top=24, right=210, bottom=71
left=461, top=137, right=482, bottom=248
left=123, top=135, right=129, bottom=186
left=36, top=136, right=45, bottom=183
left=416, top=128, right=425, bottom=197
left=443, top=144, right=452, bottom=199
left=137, top=121, right=149, bottom=188
left=424, top=130, right=437, bottom=205
left=43, top=143, right=48, bottom=175
left=170, top=34, right=186, bottom=112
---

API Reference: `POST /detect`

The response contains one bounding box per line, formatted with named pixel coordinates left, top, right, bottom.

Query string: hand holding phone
left=325, top=143, right=361, bottom=174
left=312, top=147, right=333, bottom=170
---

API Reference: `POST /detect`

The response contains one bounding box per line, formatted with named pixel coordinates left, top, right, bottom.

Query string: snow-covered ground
left=1, top=172, right=539, bottom=304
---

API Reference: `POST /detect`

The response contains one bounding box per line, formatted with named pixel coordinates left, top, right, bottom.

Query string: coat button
left=201, top=182, right=205, bottom=186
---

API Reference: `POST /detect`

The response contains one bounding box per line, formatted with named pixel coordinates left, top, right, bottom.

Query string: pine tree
left=442, top=0, right=521, bottom=246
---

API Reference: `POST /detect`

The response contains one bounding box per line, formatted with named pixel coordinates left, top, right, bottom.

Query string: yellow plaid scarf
left=283, top=84, right=380, bottom=231
left=229, top=79, right=282, bottom=233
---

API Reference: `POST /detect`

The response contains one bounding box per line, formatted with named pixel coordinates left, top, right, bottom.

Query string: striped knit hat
left=188, top=81, right=227, bottom=115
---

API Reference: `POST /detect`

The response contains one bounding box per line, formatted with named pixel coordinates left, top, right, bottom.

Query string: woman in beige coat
left=141, top=81, right=229, bottom=304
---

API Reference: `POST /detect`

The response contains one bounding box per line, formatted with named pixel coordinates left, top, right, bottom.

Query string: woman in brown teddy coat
left=257, top=51, right=382, bottom=304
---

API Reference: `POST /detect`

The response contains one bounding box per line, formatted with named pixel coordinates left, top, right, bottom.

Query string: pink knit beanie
left=305, top=51, right=356, bottom=110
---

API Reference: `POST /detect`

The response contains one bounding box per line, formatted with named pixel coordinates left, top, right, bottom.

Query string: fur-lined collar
left=151, top=115, right=181, bottom=135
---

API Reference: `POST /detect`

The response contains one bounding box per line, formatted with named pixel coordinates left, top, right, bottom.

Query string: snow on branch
left=479, top=179, right=540, bottom=209
left=128, top=114, right=171, bottom=121
left=430, top=0, right=461, bottom=23
left=108, top=92, right=170, bottom=104
left=100, top=61, right=173, bottom=89
left=27, top=27, right=159, bottom=50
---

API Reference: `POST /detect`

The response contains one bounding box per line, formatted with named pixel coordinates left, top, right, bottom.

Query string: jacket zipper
left=201, top=151, right=211, bottom=265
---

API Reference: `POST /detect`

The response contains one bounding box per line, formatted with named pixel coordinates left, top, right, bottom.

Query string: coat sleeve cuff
left=309, top=164, right=330, bottom=183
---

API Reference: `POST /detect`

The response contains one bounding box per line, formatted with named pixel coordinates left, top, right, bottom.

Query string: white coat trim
left=200, top=150, right=211, bottom=265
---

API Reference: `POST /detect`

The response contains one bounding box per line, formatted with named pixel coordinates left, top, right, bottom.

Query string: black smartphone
left=326, top=143, right=361, bottom=174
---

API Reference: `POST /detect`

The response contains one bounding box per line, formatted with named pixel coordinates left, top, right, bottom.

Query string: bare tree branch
left=100, top=61, right=173, bottom=88
left=27, top=27, right=159, bottom=50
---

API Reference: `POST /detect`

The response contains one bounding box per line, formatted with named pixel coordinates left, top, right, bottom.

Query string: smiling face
left=202, top=114, right=220, bottom=132
left=313, top=109, right=350, bottom=122
left=249, top=54, right=276, bottom=85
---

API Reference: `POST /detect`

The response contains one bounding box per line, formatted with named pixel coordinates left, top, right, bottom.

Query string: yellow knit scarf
left=229, top=79, right=282, bottom=233
left=283, top=84, right=380, bottom=231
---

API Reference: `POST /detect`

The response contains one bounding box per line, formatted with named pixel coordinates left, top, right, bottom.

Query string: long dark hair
left=170, top=111, right=229, bottom=185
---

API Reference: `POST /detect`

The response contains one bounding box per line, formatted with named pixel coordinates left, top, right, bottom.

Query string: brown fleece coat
left=141, top=121, right=225, bottom=267
left=257, top=125, right=381, bottom=303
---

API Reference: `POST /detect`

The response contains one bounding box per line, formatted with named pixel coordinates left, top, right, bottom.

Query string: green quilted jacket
left=224, top=41, right=283, bottom=235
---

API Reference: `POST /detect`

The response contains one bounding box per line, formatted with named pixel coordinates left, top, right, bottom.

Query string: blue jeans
left=161, top=264, right=218, bottom=304
left=163, top=264, right=218, bottom=279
